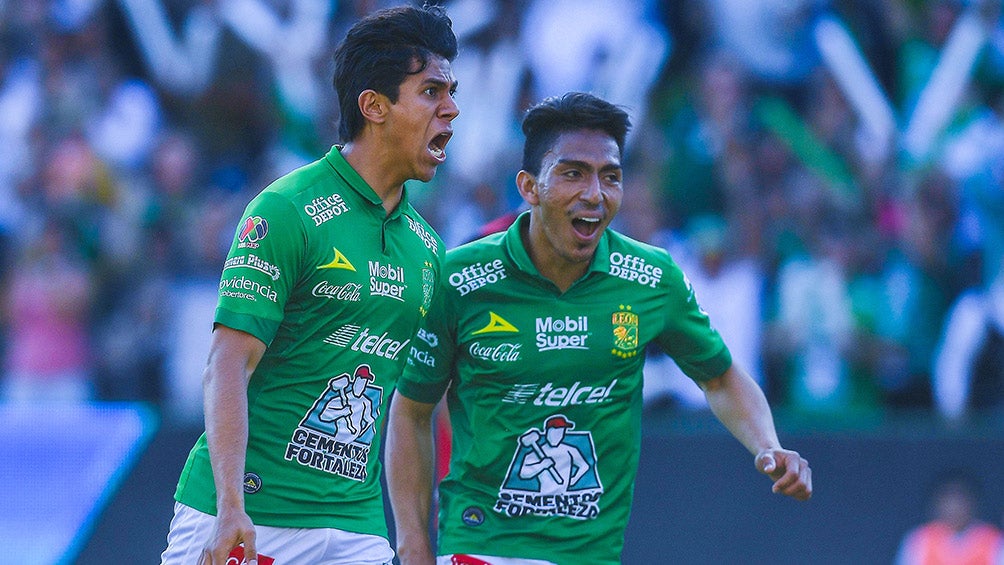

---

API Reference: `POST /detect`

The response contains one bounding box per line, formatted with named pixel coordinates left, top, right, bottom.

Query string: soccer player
left=386, top=92, right=811, bottom=565
left=160, top=5, right=459, bottom=564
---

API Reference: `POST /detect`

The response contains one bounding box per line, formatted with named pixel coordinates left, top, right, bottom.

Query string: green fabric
left=175, top=146, right=444, bottom=536
left=398, top=213, right=731, bottom=564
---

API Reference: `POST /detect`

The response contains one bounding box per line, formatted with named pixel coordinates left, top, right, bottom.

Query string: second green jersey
left=397, top=212, right=732, bottom=564
left=175, top=147, right=443, bottom=538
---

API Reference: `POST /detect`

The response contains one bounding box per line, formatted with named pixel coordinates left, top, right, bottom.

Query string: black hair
left=332, top=4, right=458, bottom=142
left=520, top=92, right=631, bottom=176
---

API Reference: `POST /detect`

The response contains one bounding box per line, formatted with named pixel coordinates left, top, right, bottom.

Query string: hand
left=198, top=507, right=257, bottom=565
left=755, top=448, right=812, bottom=501
left=396, top=543, right=436, bottom=565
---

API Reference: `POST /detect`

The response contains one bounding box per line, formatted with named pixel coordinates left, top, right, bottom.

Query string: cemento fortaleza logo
left=287, top=365, right=382, bottom=482
left=536, top=315, right=589, bottom=352
left=304, top=194, right=349, bottom=226
left=237, top=215, right=268, bottom=249
left=449, top=259, right=507, bottom=296
left=219, top=275, right=278, bottom=303
left=324, top=324, right=410, bottom=361
left=223, top=253, right=281, bottom=280
left=369, top=261, right=406, bottom=301
left=611, top=305, right=639, bottom=358
left=501, top=378, right=618, bottom=407
left=608, top=251, right=663, bottom=288
left=496, top=415, right=603, bottom=520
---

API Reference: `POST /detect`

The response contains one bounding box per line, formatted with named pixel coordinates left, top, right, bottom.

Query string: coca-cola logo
left=312, top=281, right=362, bottom=302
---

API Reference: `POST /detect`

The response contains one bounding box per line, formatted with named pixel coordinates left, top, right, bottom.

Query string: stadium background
left=2, top=0, right=1003, bottom=563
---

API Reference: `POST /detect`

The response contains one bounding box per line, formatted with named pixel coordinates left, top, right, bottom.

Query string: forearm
left=386, top=394, right=437, bottom=563
left=201, top=327, right=263, bottom=513
left=702, top=364, right=781, bottom=455
left=204, top=362, right=251, bottom=511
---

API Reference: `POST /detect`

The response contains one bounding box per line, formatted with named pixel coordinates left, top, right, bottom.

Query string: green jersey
left=175, top=147, right=443, bottom=538
left=397, top=212, right=731, bottom=564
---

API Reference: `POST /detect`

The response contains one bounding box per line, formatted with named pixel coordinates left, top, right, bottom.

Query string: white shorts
left=161, top=502, right=394, bottom=564
left=437, top=555, right=557, bottom=565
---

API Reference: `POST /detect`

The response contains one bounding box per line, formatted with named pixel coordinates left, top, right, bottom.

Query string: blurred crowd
left=2, top=0, right=1003, bottom=424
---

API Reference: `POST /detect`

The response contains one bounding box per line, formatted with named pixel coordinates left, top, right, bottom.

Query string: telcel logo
left=532, top=379, right=618, bottom=407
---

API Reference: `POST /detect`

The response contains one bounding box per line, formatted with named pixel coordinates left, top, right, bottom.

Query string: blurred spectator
left=1, top=218, right=95, bottom=403
left=763, top=173, right=860, bottom=415
left=896, top=467, right=1003, bottom=565
left=1, top=0, right=1003, bottom=426
left=644, top=214, right=766, bottom=409
left=932, top=263, right=1004, bottom=422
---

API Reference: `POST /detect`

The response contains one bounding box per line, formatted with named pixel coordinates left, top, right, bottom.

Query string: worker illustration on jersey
left=496, top=414, right=604, bottom=519
left=315, top=364, right=378, bottom=443
left=518, top=415, right=590, bottom=493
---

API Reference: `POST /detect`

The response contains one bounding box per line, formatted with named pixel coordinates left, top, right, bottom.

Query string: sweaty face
left=383, top=56, right=459, bottom=182
left=521, top=129, right=623, bottom=279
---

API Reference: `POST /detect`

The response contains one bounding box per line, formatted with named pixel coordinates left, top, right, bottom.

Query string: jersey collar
left=324, top=145, right=410, bottom=219
left=503, top=211, right=612, bottom=284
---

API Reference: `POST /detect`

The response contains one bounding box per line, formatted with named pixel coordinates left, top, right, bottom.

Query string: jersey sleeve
left=652, top=258, right=733, bottom=383
left=396, top=273, right=456, bottom=404
left=214, top=191, right=305, bottom=345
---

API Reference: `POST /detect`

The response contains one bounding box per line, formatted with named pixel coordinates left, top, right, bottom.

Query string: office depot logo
left=608, top=252, right=662, bottom=288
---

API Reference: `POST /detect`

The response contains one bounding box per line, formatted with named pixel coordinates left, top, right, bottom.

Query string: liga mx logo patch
left=611, top=305, right=638, bottom=358
left=238, top=215, right=268, bottom=249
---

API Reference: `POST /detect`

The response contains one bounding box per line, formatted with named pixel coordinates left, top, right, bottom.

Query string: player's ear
left=516, top=170, right=539, bottom=205
left=358, top=89, right=388, bottom=124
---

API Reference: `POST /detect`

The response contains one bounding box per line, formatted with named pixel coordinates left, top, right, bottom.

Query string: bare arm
left=201, top=325, right=267, bottom=564
left=700, top=364, right=812, bottom=501
left=386, top=392, right=438, bottom=565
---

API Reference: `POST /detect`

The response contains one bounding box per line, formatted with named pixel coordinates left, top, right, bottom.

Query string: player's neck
left=340, top=141, right=404, bottom=214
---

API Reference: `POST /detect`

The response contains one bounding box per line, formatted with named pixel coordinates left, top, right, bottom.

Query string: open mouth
left=428, top=132, right=452, bottom=161
left=572, top=216, right=601, bottom=238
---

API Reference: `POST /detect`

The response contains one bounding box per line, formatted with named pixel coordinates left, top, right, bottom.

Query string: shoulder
left=447, top=230, right=507, bottom=263
left=604, top=230, right=683, bottom=286
left=440, top=232, right=510, bottom=296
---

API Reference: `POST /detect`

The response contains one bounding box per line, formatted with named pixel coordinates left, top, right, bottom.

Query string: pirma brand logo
left=237, top=216, right=268, bottom=249
left=462, top=507, right=485, bottom=526
left=317, top=247, right=356, bottom=271
left=242, top=472, right=262, bottom=494
left=611, top=305, right=639, bottom=358
left=472, top=311, right=519, bottom=335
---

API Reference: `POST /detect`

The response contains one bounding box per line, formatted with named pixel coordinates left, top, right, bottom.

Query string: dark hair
left=520, top=92, right=631, bottom=176
left=332, top=4, right=458, bottom=142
